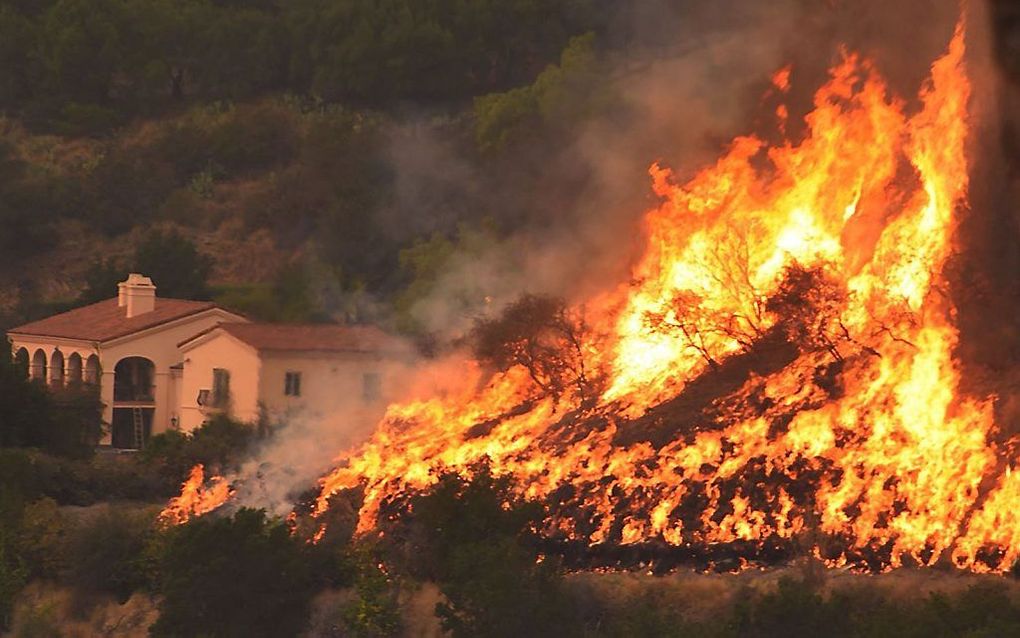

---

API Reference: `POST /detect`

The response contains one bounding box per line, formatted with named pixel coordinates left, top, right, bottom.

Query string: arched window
left=49, top=350, right=65, bottom=386
left=113, top=357, right=155, bottom=402
left=30, top=349, right=47, bottom=381
left=84, top=355, right=101, bottom=385
left=14, top=347, right=29, bottom=379
left=67, top=353, right=83, bottom=385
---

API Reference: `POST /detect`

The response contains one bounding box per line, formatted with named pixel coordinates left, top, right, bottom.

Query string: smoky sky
left=382, top=0, right=974, bottom=339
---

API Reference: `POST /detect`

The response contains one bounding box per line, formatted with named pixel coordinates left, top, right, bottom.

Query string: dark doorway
left=111, top=407, right=154, bottom=449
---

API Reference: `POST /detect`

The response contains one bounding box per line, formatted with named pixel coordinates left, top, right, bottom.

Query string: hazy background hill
left=0, top=0, right=1016, bottom=340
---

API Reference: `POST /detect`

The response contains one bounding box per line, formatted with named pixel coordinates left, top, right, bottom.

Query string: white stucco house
left=6, top=274, right=409, bottom=449
left=176, top=322, right=410, bottom=432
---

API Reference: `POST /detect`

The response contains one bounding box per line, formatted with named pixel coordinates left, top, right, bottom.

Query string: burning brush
left=165, top=17, right=1020, bottom=574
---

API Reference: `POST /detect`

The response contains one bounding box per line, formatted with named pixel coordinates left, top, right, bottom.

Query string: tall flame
left=159, top=464, right=233, bottom=526
left=174, top=20, right=1017, bottom=573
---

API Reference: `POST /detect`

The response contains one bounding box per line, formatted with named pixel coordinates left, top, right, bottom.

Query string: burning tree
left=470, top=294, right=600, bottom=406
left=765, top=263, right=851, bottom=361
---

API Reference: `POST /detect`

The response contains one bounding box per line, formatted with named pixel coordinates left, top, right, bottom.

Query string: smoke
left=225, top=352, right=480, bottom=516
left=385, top=0, right=977, bottom=341
left=215, top=0, right=1019, bottom=517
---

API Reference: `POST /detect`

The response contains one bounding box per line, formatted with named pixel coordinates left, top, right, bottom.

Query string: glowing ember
left=159, top=464, right=233, bottom=526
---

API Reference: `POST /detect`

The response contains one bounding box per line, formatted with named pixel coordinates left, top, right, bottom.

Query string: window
left=362, top=372, right=381, bottom=403
left=212, top=368, right=231, bottom=408
left=285, top=371, right=302, bottom=397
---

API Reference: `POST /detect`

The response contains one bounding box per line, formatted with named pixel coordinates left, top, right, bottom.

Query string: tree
left=0, top=6, right=39, bottom=109
left=40, top=0, right=136, bottom=105
left=393, top=222, right=498, bottom=335
left=340, top=544, right=403, bottom=638
left=474, top=33, right=607, bottom=152
left=0, top=338, right=99, bottom=458
left=287, top=0, right=595, bottom=105
left=77, top=257, right=124, bottom=306
left=0, top=142, right=59, bottom=272
left=399, top=464, right=577, bottom=638
left=766, top=263, right=850, bottom=361
left=644, top=224, right=770, bottom=368
left=470, top=294, right=598, bottom=404
left=133, top=229, right=213, bottom=300
left=75, top=230, right=212, bottom=303
left=150, top=508, right=318, bottom=638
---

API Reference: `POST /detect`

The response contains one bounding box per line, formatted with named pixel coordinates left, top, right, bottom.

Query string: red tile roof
left=214, top=323, right=407, bottom=354
left=7, top=298, right=226, bottom=343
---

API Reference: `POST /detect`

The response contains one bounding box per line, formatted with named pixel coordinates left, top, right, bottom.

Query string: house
left=176, top=322, right=411, bottom=432
left=6, top=273, right=409, bottom=450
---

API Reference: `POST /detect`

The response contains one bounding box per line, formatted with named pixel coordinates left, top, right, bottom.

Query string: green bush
left=340, top=544, right=402, bottom=638
left=397, top=464, right=577, bottom=638
left=150, top=508, right=318, bottom=638
left=14, top=498, right=67, bottom=581
left=54, top=102, right=122, bottom=137
left=84, top=147, right=176, bottom=235
left=0, top=338, right=103, bottom=461
left=143, top=415, right=258, bottom=489
left=62, top=505, right=159, bottom=603
left=207, top=103, right=296, bottom=175
left=0, top=534, right=27, bottom=632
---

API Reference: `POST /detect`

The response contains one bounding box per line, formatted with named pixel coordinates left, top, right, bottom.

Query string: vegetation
left=0, top=339, right=102, bottom=459
left=470, top=294, right=598, bottom=403
left=3, top=451, right=1020, bottom=635
left=150, top=508, right=321, bottom=638
left=0, top=2, right=1017, bottom=635
left=403, top=466, right=576, bottom=637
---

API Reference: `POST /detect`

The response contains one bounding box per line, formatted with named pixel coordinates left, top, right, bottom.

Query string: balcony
left=113, top=357, right=156, bottom=404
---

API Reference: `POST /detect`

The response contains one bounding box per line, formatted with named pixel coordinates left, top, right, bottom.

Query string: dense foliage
left=150, top=508, right=321, bottom=638
left=0, top=339, right=102, bottom=459
left=0, top=0, right=599, bottom=127
left=0, top=1, right=1018, bottom=634
left=398, top=465, right=576, bottom=637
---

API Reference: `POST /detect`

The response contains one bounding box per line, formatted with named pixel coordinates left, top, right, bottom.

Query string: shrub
left=143, top=414, right=257, bottom=486
left=14, top=499, right=66, bottom=581
left=62, top=505, right=159, bottom=603
left=53, top=102, right=122, bottom=137
left=341, top=544, right=402, bottom=637
left=0, top=336, right=103, bottom=460
left=150, top=508, right=317, bottom=638
left=397, top=464, right=577, bottom=638
left=206, top=103, right=296, bottom=175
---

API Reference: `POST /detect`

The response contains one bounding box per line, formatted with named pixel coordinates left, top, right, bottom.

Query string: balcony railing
left=113, top=384, right=156, bottom=403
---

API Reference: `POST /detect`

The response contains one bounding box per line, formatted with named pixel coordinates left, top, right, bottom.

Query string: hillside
left=1, top=0, right=1015, bottom=337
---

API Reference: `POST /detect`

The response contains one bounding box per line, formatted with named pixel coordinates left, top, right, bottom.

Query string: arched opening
left=84, top=355, right=101, bottom=385
left=112, top=356, right=156, bottom=449
left=67, top=353, right=83, bottom=385
left=14, top=347, right=29, bottom=379
left=113, top=357, right=155, bottom=402
left=49, top=350, right=65, bottom=386
left=30, top=349, right=46, bottom=381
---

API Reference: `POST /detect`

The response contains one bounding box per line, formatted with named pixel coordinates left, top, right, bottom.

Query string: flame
left=167, top=19, right=1018, bottom=573
left=159, top=464, right=233, bottom=526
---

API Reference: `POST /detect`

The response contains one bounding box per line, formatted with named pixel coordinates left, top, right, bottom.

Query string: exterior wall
left=178, top=333, right=262, bottom=431
left=99, top=309, right=245, bottom=442
left=257, top=352, right=407, bottom=446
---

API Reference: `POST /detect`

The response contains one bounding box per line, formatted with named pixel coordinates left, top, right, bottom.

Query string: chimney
left=118, top=274, right=156, bottom=318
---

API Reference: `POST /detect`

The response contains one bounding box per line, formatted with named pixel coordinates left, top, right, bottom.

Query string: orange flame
left=159, top=464, right=233, bottom=526
left=170, top=19, right=1017, bottom=573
